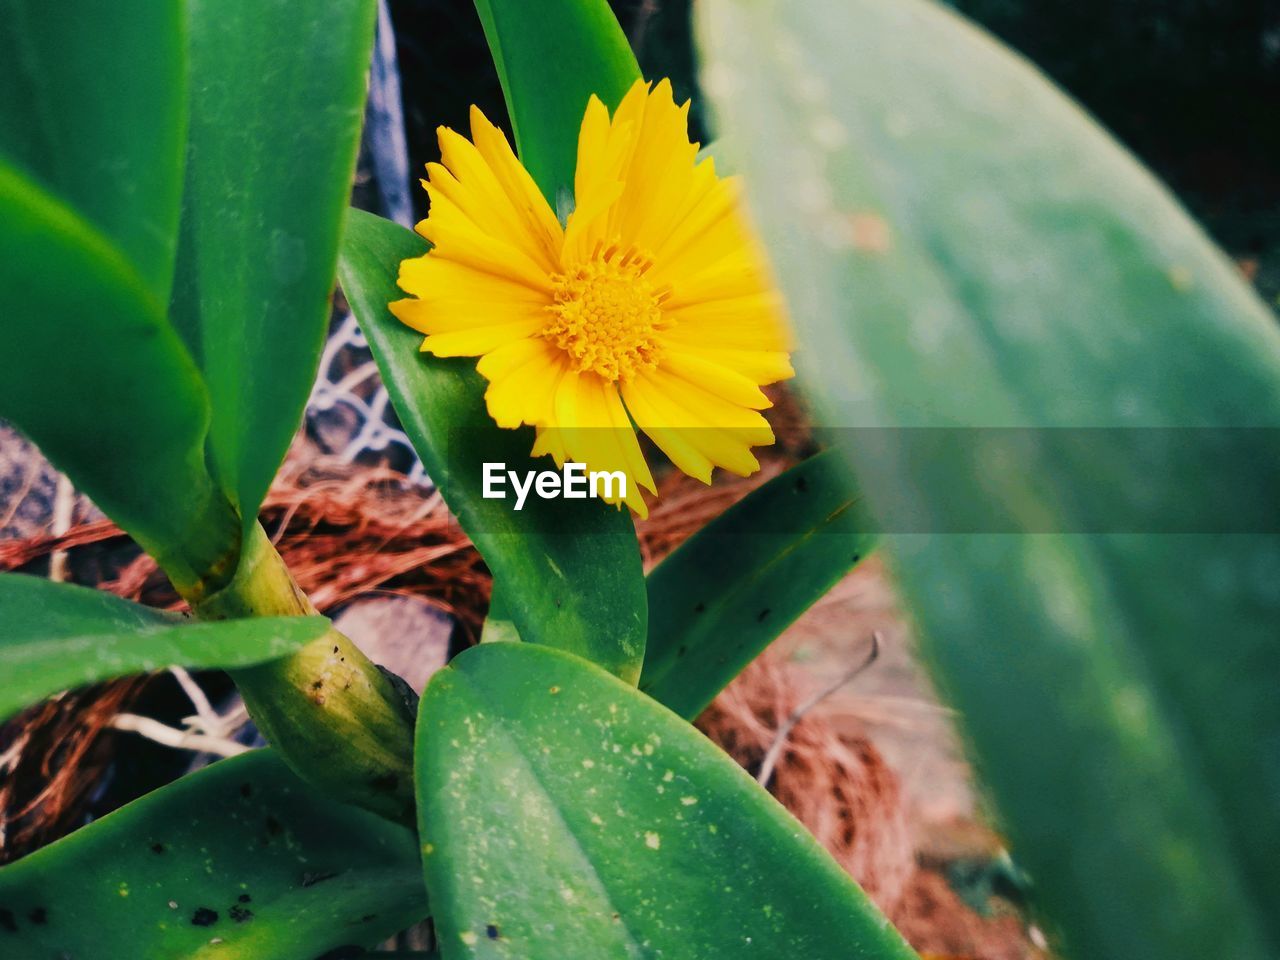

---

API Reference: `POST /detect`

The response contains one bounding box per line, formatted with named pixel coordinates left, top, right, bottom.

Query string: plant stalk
left=189, top=522, right=417, bottom=822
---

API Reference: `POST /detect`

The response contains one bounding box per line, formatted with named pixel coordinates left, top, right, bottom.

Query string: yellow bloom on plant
left=390, top=78, right=793, bottom=517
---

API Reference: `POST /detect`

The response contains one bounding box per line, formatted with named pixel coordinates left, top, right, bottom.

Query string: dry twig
left=758, top=632, right=882, bottom=788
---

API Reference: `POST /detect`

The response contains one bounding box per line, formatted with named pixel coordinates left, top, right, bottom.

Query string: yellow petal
left=620, top=379, right=714, bottom=483
left=418, top=185, right=551, bottom=290
left=663, top=345, right=796, bottom=384
left=397, top=253, right=550, bottom=307
left=433, top=126, right=559, bottom=273
left=543, top=371, right=654, bottom=513
left=477, top=338, right=563, bottom=428
left=572, top=95, right=621, bottom=219
left=467, top=107, right=564, bottom=265
left=582, top=372, right=656, bottom=495
left=650, top=168, right=739, bottom=275
left=631, top=369, right=772, bottom=475
left=531, top=425, right=568, bottom=466
left=421, top=319, right=545, bottom=358
left=610, top=80, right=703, bottom=251
left=563, top=94, right=635, bottom=265
left=390, top=292, right=547, bottom=336
left=657, top=351, right=772, bottom=409
left=485, top=342, right=568, bottom=429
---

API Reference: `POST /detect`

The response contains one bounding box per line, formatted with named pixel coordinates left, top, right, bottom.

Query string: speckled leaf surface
left=339, top=210, right=646, bottom=683
left=416, top=642, right=915, bottom=959
left=642, top=451, right=877, bottom=719
left=0, top=573, right=328, bottom=722
left=699, top=0, right=1280, bottom=957
left=0, top=750, right=426, bottom=959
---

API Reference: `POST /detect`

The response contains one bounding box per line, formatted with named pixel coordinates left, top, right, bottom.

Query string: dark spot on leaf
left=29, top=907, right=47, bottom=925
left=369, top=773, right=398, bottom=793
left=191, top=907, right=219, bottom=927
left=677, top=644, right=688, bottom=657
left=313, top=946, right=364, bottom=960
left=238, top=894, right=252, bottom=904
left=359, top=914, right=376, bottom=923
left=554, top=598, right=562, bottom=607
left=239, top=782, right=253, bottom=799
left=486, top=924, right=501, bottom=940
left=611, top=912, right=621, bottom=922
left=795, top=476, right=809, bottom=492
left=150, top=842, right=166, bottom=854
left=265, top=816, right=284, bottom=837
left=851, top=553, right=861, bottom=564
left=301, top=871, right=338, bottom=888
left=0, top=908, right=16, bottom=933
left=756, top=608, right=771, bottom=622
left=229, top=905, right=254, bottom=924
left=311, top=679, right=324, bottom=691
left=693, top=602, right=706, bottom=614
left=332, top=646, right=340, bottom=654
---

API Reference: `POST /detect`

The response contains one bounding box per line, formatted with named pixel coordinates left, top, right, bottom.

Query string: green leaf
left=641, top=451, right=877, bottom=719
left=416, top=642, right=916, bottom=959
left=338, top=209, right=647, bottom=683
left=474, top=0, right=641, bottom=201
left=699, top=1, right=1280, bottom=957
left=171, top=0, right=377, bottom=526
left=0, top=572, right=330, bottom=722
left=0, top=0, right=186, bottom=298
left=479, top=586, right=522, bottom=646
left=0, top=161, right=239, bottom=593
left=0, top=750, right=427, bottom=958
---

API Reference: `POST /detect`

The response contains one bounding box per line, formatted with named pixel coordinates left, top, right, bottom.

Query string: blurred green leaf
left=171, top=0, right=377, bottom=526
left=474, top=0, right=641, bottom=201
left=0, top=750, right=427, bottom=958
left=416, top=642, right=917, bottom=959
left=0, top=572, right=330, bottom=722
left=338, top=210, right=646, bottom=683
left=0, top=0, right=186, bottom=298
left=0, top=161, right=238, bottom=592
left=642, top=451, right=877, bottom=719
left=700, top=1, right=1280, bottom=957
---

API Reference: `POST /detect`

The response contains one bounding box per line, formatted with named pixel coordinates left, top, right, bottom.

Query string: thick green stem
left=190, top=522, right=417, bottom=822
left=148, top=479, right=244, bottom=603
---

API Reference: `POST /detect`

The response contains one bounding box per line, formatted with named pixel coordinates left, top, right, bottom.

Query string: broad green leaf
left=338, top=209, right=646, bottom=683
left=0, top=161, right=239, bottom=593
left=642, top=451, right=877, bottom=719
left=0, top=0, right=186, bottom=298
left=0, top=572, right=330, bottom=722
left=700, top=1, right=1280, bottom=957
left=416, top=642, right=916, bottom=959
left=171, top=0, right=377, bottom=526
left=474, top=0, right=641, bottom=202
left=0, top=750, right=427, bottom=958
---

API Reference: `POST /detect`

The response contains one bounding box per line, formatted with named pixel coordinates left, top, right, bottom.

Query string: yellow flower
left=391, top=78, right=793, bottom=517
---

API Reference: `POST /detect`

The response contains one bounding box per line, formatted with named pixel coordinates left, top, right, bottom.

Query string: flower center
left=544, top=243, right=669, bottom=381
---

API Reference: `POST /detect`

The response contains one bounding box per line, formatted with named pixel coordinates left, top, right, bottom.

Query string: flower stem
left=190, top=522, right=416, bottom=822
